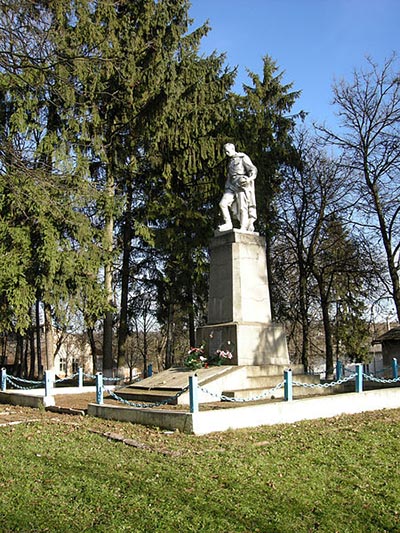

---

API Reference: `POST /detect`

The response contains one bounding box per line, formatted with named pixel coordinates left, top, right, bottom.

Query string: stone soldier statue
left=218, top=143, right=257, bottom=232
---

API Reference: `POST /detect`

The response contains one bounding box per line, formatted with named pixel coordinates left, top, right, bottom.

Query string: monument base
left=196, top=322, right=290, bottom=366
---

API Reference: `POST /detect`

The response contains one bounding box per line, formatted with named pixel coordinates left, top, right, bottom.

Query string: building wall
left=382, top=341, right=400, bottom=369
left=54, top=334, right=93, bottom=377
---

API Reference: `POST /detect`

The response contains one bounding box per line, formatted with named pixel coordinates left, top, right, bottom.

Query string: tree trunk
left=87, top=327, right=97, bottom=375
left=118, top=181, right=133, bottom=370
left=301, top=319, right=310, bottom=372
left=103, top=171, right=114, bottom=376
left=22, top=337, right=28, bottom=378
left=142, top=325, right=148, bottom=379
left=44, top=303, right=54, bottom=371
left=12, top=333, right=23, bottom=376
left=165, top=303, right=175, bottom=369
left=187, top=284, right=196, bottom=348
left=103, top=309, right=113, bottom=376
left=299, top=266, right=309, bottom=371
left=0, top=333, right=7, bottom=367
left=35, top=299, right=43, bottom=379
left=29, top=327, right=35, bottom=378
left=320, top=292, right=334, bottom=380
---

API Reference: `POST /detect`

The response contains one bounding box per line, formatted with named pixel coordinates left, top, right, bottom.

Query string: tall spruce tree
left=0, top=0, right=108, bottom=374
left=103, top=3, right=236, bottom=369
left=39, top=0, right=234, bottom=372
left=141, top=48, right=235, bottom=367
left=229, top=56, right=302, bottom=316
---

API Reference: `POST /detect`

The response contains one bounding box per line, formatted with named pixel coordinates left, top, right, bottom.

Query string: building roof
left=373, top=326, right=400, bottom=344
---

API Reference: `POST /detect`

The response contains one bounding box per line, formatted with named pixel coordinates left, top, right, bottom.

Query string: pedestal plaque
left=197, top=230, right=289, bottom=366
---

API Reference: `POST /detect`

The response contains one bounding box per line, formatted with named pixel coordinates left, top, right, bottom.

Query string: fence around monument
left=0, top=367, right=121, bottom=394
left=2, top=358, right=400, bottom=414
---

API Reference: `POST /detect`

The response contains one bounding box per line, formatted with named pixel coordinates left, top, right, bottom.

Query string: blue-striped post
left=78, top=367, right=84, bottom=388
left=392, top=358, right=398, bottom=379
left=189, top=374, right=198, bottom=413
left=284, top=369, right=293, bottom=401
left=96, top=372, right=104, bottom=405
left=1, top=368, right=6, bottom=392
left=44, top=370, right=53, bottom=397
left=336, top=361, right=343, bottom=380
left=355, top=364, right=363, bottom=393
left=147, top=363, right=153, bottom=378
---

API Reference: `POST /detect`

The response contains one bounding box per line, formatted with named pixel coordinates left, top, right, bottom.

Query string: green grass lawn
left=0, top=407, right=399, bottom=532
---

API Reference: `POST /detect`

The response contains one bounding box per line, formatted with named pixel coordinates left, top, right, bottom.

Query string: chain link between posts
left=54, top=373, right=79, bottom=384
left=292, top=373, right=357, bottom=389
left=3, top=370, right=121, bottom=391
left=103, top=386, right=190, bottom=409
left=198, top=381, right=285, bottom=403
left=362, top=373, right=400, bottom=384
left=6, top=375, right=44, bottom=390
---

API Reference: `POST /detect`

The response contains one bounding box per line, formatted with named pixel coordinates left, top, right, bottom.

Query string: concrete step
left=222, top=374, right=322, bottom=400
left=115, top=367, right=323, bottom=406
left=222, top=383, right=337, bottom=401
left=245, top=373, right=319, bottom=388
left=113, top=388, right=182, bottom=405
left=245, top=364, right=305, bottom=377
left=122, top=365, right=235, bottom=391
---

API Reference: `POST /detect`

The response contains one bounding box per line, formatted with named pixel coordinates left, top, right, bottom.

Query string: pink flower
left=217, top=350, right=233, bottom=359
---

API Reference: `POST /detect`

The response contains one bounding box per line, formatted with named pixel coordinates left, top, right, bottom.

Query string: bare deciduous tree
left=320, top=55, right=400, bottom=321
left=274, top=130, right=379, bottom=377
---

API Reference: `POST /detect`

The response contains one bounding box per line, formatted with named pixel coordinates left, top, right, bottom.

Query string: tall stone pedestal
left=197, top=230, right=289, bottom=366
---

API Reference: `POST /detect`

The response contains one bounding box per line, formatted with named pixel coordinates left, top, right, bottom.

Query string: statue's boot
left=247, top=218, right=256, bottom=232
left=218, top=222, right=233, bottom=232
left=239, top=210, right=249, bottom=231
left=218, top=206, right=233, bottom=232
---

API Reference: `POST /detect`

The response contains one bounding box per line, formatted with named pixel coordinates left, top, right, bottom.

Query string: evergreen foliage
left=0, top=0, right=236, bottom=373
left=0, top=0, right=108, bottom=375
left=0, top=3, right=396, bottom=376
left=231, top=56, right=302, bottom=237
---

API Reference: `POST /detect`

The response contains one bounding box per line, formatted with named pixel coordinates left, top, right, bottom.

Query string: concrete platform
left=88, top=386, right=400, bottom=435
left=117, top=366, right=240, bottom=404
left=0, top=386, right=98, bottom=409
left=117, top=365, right=320, bottom=404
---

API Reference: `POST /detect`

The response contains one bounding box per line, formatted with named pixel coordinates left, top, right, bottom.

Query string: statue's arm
left=242, top=155, right=257, bottom=181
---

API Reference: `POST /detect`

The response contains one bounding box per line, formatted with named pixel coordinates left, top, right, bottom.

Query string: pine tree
left=0, top=0, right=108, bottom=375
left=229, top=56, right=302, bottom=316
left=111, top=4, right=235, bottom=369
left=41, top=0, right=235, bottom=372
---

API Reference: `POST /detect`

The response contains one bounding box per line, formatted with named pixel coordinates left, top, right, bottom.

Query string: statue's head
left=224, top=143, right=236, bottom=157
